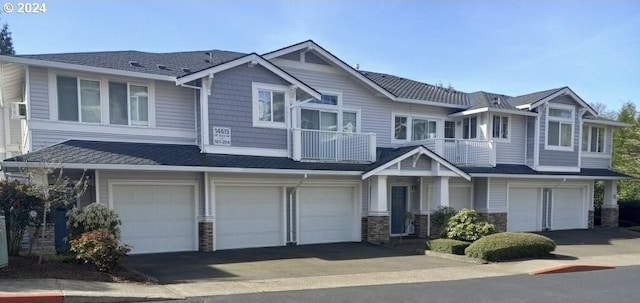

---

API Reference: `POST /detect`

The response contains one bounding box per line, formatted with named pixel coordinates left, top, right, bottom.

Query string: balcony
left=291, top=129, right=376, bottom=163
left=412, top=138, right=496, bottom=167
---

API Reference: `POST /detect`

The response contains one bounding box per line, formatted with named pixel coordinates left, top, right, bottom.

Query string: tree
left=590, top=102, right=617, bottom=120
left=612, top=102, right=640, bottom=201
left=0, top=19, right=15, bottom=55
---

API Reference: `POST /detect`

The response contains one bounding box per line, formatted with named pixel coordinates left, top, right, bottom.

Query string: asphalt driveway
left=124, top=242, right=470, bottom=284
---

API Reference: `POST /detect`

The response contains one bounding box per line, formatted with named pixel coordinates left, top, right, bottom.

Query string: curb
left=0, top=292, right=63, bottom=303
left=529, top=264, right=615, bottom=275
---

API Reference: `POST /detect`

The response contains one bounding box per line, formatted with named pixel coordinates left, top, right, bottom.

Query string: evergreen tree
left=612, top=102, right=640, bottom=201
left=0, top=20, right=15, bottom=55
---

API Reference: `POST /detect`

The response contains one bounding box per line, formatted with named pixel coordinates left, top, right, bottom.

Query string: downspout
left=288, top=174, right=308, bottom=243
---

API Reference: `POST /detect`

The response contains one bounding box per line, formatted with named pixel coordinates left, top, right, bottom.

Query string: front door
left=391, top=186, right=408, bottom=235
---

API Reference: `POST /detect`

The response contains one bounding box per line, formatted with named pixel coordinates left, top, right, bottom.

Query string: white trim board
left=468, top=173, right=628, bottom=180
left=203, top=145, right=288, bottom=157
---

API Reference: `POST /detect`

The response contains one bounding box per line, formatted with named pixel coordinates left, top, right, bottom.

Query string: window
left=253, top=83, right=287, bottom=128
left=108, top=82, right=149, bottom=126
left=444, top=121, right=456, bottom=140
left=301, top=109, right=337, bottom=131
left=582, top=126, right=605, bottom=153
left=311, top=94, right=338, bottom=105
left=412, top=118, right=437, bottom=140
left=492, top=115, right=509, bottom=139
left=463, top=116, right=477, bottom=139
left=547, top=106, right=574, bottom=149
left=394, top=116, right=408, bottom=140
left=343, top=111, right=357, bottom=133
left=56, top=76, right=101, bottom=123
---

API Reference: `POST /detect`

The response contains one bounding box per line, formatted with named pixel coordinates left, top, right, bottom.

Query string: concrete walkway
left=2, top=228, right=640, bottom=302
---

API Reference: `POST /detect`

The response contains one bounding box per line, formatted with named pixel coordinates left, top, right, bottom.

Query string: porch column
left=429, top=177, right=449, bottom=237
left=367, top=176, right=390, bottom=244
left=601, top=180, right=619, bottom=228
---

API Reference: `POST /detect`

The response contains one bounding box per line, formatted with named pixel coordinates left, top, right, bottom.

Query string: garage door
left=552, top=188, right=586, bottom=230
left=215, top=186, right=283, bottom=250
left=507, top=187, right=540, bottom=232
left=298, top=186, right=356, bottom=244
left=112, top=184, right=196, bottom=254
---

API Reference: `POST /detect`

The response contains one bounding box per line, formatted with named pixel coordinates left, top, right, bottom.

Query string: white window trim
left=391, top=112, right=442, bottom=143
left=462, top=116, right=478, bottom=139
left=582, top=125, right=608, bottom=155
left=252, top=82, right=289, bottom=129
left=48, top=70, right=156, bottom=127
left=491, top=114, right=511, bottom=142
left=545, top=104, right=574, bottom=151
left=298, top=90, right=361, bottom=133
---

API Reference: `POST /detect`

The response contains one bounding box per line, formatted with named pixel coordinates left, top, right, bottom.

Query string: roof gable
left=362, top=146, right=470, bottom=180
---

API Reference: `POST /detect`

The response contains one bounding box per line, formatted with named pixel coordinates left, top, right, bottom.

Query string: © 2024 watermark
left=3, top=2, right=47, bottom=14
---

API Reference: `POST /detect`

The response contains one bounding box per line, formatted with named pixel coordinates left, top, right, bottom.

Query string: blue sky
left=2, top=0, right=638, bottom=112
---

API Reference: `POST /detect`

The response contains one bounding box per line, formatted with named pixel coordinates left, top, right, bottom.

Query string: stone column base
left=601, top=206, right=619, bottom=228
left=413, top=214, right=429, bottom=238
left=588, top=210, right=595, bottom=229
left=361, top=217, right=368, bottom=242
left=198, top=221, right=214, bottom=252
left=478, top=213, right=508, bottom=232
left=367, top=216, right=390, bottom=244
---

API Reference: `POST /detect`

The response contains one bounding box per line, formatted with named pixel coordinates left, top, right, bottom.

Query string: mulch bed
left=0, top=255, right=153, bottom=283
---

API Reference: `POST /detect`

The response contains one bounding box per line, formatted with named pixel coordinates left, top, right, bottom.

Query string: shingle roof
left=468, top=91, right=518, bottom=110
left=462, top=164, right=630, bottom=178
left=18, top=50, right=247, bottom=78
left=359, top=71, right=469, bottom=106
left=507, top=87, right=565, bottom=107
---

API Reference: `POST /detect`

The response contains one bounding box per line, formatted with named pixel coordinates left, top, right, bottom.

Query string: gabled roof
left=508, top=87, right=564, bottom=107
left=360, top=71, right=469, bottom=107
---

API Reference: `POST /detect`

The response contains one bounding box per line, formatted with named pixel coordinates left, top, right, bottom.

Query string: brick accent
left=361, top=217, right=368, bottom=242
left=21, top=224, right=56, bottom=256
left=413, top=214, right=429, bottom=238
left=588, top=210, right=595, bottom=229
left=601, top=206, right=619, bottom=228
left=367, top=216, right=390, bottom=244
left=198, top=221, right=213, bottom=252
left=478, top=213, right=508, bottom=232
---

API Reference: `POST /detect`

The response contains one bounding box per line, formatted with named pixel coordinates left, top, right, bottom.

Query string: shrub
left=43, top=253, right=76, bottom=264
left=445, top=208, right=495, bottom=241
left=628, top=226, right=640, bottom=233
left=426, top=238, right=471, bottom=255
left=67, top=202, right=121, bottom=241
left=431, top=206, right=458, bottom=237
left=465, top=232, right=556, bottom=262
left=0, top=181, right=45, bottom=255
left=70, top=228, right=130, bottom=272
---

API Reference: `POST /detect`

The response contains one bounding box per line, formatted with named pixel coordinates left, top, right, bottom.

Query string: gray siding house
left=0, top=40, right=628, bottom=254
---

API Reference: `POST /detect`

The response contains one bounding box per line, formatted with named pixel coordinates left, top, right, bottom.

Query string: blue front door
left=391, top=186, right=408, bottom=234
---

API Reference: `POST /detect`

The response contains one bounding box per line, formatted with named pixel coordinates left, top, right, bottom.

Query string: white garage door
left=450, top=185, right=472, bottom=211
left=298, top=187, right=356, bottom=244
left=216, top=186, right=283, bottom=250
left=507, top=187, right=540, bottom=232
left=552, top=188, right=586, bottom=230
left=112, top=184, right=196, bottom=254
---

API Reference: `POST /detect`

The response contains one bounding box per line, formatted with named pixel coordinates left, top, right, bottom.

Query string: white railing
left=291, top=129, right=376, bottom=162
left=410, top=138, right=496, bottom=167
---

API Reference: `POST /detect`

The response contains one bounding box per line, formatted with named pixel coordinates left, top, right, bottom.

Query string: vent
left=492, top=97, right=501, bottom=105
left=205, top=51, right=213, bottom=63
left=182, top=67, right=191, bottom=73
left=129, top=61, right=141, bottom=67
left=157, top=64, right=166, bottom=70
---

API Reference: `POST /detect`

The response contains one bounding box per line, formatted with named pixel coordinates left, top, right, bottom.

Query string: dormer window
left=546, top=105, right=574, bottom=151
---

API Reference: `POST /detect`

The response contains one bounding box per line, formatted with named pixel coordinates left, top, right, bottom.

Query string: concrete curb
left=0, top=292, right=63, bottom=303
left=529, top=264, right=615, bottom=275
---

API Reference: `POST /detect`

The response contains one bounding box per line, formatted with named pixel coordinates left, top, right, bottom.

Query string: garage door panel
left=113, top=184, right=196, bottom=254
left=299, top=187, right=356, bottom=244
left=215, top=186, right=283, bottom=250
left=508, top=187, right=540, bottom=232
left=552, top=188, right=585, bottom=230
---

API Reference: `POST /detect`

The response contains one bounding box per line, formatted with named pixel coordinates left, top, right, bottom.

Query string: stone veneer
left=478, top=213, right=507, bottom=232
left=22, top=224, right=56, bottom=256
left=361, top=217, right=368, bottom=242
left=413, top=214, right=429, bottom=238
left=601, top=206, right=619, bottom=228
left=367, top=216, right=390, bottom=244
left=198, top=221, right=214, bottom=252
left=588, top=210, right=595, bottom=229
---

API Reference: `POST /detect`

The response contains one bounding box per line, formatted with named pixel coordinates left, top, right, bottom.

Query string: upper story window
left=546, top=105, right=574, bottom=150
left=108, top=82, right=149, bottom=126
left=394, top=115, right=408, bottom=140
left=462, top=116, right=477, bottom=139
left=252, top=83, right=288, bottom=129
left=492, top=115, right=509, bottom=140
left=393, top=114, right=439, bottom=141
left=311, top=94, right=338, bottom=105
left=444, top=121, right=456, bottom=140
left=301, top=109, right=358, bottom=133
left=412, top=118, right=437, bottom=140
left=56, top=76, right=101, bottom=123
left=582, top=126, right=605, bottom=153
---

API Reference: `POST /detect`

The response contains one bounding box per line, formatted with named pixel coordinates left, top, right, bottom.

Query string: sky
left=2, top=0, right=638, bottom=112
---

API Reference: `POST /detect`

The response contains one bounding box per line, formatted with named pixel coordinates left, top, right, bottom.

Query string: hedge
left=464, top=232, right=556, bottom=262
left=426, top=238, right=471, bottom=255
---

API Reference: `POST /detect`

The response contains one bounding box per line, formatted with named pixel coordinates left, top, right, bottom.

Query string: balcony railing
left=410, top=138, right=496, bottom=167
left=291, top=129, right=376, bottom=163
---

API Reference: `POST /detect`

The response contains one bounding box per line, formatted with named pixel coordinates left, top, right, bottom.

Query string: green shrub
left=465, top=232, right=556, bottom=261
left=445, top=208, right=495, bottom=241
left=627, top=226, right=640, bottom=233
left=43, top=253, right=77, bottom=264
left=431, top=206, right=458, bottom=237
left=67, top=202, right=121, bottom=241
left=426, top=238, right=471, bottom=255
left=70, top=228, right=131, bottom=272
left=0, top=181, right=45, bottom=255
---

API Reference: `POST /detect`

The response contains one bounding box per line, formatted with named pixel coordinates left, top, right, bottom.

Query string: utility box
left=0, top=215, right=7, bottom=268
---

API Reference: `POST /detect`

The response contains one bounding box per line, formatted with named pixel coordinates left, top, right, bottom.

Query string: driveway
left=124, top=242, right=471, bottom=284
left=539, top=228, right=640, bottom=259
